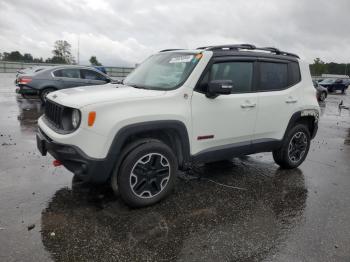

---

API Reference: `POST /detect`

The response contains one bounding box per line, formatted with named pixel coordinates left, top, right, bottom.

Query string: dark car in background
left=16, top=65, right=113, bottom=102
left=319, top=78, right=349, bottom=93
left=93, top=66, right=107, bottom=74
left=313, top=80, right=327, bottom=101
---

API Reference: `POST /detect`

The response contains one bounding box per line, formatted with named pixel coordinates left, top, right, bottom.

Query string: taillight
left=18, top=77, right=32, bottom=85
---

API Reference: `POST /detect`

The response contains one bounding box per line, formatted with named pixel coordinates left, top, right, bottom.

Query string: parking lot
left=0, top=73, right=350, bottom=261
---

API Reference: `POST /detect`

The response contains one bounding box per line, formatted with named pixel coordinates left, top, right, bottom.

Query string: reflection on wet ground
left=41, top=164, right=306, bottom=261
left=1, top=74, right=350, bottom=261
left=16, top=96, right=43, bottom=133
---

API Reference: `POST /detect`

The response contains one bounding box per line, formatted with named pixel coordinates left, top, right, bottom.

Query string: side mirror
left=206, top=80, right=233, bottom=98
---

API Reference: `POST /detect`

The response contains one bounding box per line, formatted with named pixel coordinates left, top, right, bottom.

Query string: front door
left=191, top=59, right=258, bottom=156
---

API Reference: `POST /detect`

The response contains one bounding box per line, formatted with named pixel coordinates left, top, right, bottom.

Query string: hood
left=46, top=84, right=166, bottom=108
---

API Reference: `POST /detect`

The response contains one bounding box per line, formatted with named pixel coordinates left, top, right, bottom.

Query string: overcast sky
left=0, top=0, right=349, bottom=66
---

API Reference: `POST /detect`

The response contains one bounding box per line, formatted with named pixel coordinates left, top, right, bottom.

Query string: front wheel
left=273, top=124, right=311, bottom=169
left=114, top=140, right=178, bottom=207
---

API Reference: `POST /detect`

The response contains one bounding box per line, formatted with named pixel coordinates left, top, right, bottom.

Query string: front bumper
left=311, top=121, right=318, bottom=139
left=36, top=128, right=113, bottom=183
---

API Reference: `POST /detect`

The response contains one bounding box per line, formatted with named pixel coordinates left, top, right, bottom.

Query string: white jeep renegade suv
left=37, top=44, right=320, bottom=207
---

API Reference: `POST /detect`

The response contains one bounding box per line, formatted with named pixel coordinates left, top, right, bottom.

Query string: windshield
left=319, top=78, right=335, bottom=84
left=123, top=52, right=201, bottom=90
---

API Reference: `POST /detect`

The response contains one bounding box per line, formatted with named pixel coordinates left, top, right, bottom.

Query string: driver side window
left=80, top=69, right=106, bottom=81
left=198, top=61, right=253, bottom=93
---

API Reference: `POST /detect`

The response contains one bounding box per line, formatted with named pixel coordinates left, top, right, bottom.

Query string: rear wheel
left=273, top=124, right=311, bottom=169
left=40, top=88, right=56, bottom=103
left=114, top=140, right=178, bottom=207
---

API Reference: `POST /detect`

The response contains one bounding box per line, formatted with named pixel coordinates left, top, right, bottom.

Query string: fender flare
left=284, top=109, right=319, bottom=139
left=107, top=120, right=191, bottom=167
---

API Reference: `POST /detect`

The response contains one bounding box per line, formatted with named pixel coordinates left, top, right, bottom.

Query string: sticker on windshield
left=169, top=55, right=194, bottom=63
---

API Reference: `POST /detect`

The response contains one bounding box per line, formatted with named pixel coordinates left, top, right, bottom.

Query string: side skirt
left=192, top=138, right=282, bottom=163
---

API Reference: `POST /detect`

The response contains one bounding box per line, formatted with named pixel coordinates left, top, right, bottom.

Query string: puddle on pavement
left=16, top=96, right=43, bottom=133
left=40, top=162, right=307, bottom=261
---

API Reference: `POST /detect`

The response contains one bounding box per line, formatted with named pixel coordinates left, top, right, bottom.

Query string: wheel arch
left=108, top=120, right=191, bottom=171
left=284, top=110, right=319, bottom=140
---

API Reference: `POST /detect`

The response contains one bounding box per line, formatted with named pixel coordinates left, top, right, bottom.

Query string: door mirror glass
left=206, top=80, right=233, bottom=98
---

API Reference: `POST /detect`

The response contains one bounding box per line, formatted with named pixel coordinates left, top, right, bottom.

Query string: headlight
left=71, top=109, right=81, bottom=129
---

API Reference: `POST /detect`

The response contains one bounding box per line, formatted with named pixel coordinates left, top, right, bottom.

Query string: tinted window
left=199, top=61, right=253, bottom=93
left=259, top=62, right=288, bottom=91
left=81, top=69, right=106, bottom=81
left=289, top=62, right=301, bottom=86
left=54, top=69, right=80, bottom=78
left=53, top=70, right=62, bottom=77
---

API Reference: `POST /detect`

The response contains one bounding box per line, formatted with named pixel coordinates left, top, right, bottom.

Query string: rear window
left=258, top=62, right=288, bottom=91
left=288, top=62, right=301, bottom=86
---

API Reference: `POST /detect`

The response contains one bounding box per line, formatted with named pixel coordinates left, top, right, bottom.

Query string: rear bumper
left=36, top=128, right=113, bottom=183
left=16, top=85, right=39, bottom=95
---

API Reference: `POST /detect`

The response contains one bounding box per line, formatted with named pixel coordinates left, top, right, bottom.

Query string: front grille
left=45, top=100, right=64, bottom=128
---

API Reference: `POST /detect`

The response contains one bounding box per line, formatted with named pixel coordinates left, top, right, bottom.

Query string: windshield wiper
left=127, top=84, right=148, bottom=89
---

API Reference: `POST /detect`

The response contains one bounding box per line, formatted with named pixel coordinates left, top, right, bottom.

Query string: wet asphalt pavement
left=0, top=73, right=350, bottom=262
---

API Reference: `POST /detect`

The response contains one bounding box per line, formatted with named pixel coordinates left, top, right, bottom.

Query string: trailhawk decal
left=301, top=109, right=319, bottom=122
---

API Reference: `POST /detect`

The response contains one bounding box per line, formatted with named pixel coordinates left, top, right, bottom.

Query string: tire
left=40, top=88, right=56, bottom=103
left=320, top=91, right=326, bottom=101
left=273, top=124, right=311, bottom=169
left=115, top=140, right=178, bottom=207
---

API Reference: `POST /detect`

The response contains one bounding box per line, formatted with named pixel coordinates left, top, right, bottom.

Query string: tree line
left=309, top=58, right=349, bottom=76
left=0, top=40, right=102, bottom=66
left=1, top=42, right=348, bottom=75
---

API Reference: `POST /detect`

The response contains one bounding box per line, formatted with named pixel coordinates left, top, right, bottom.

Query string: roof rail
left=159, top=49, right=183, bottom=52
left=197, top=44, right=299, bottom=58
left=197, top=44, right=256, bottom=51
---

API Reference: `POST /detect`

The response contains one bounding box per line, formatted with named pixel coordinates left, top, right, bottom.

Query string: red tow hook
left=53, top=160, right=62, bottom=167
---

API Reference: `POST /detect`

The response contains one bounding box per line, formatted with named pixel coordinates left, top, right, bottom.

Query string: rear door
left=80, top=69, right=109, bottom=86
left=254, top=60, right=302, bottom=142
left=54, top=69, right=87, bottom=88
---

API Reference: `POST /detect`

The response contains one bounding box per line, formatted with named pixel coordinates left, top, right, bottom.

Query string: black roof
left=197, top=44, right=300, bottom=60
left=160, top=44, right=300, bottom=62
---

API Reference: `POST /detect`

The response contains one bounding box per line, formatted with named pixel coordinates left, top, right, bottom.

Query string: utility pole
left=77, top=35, right=80, bottom=65
left=345, top=63, right=348, bottom=76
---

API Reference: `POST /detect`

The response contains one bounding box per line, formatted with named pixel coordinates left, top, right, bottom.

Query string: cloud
left=0, top=0, right=349, bottom=66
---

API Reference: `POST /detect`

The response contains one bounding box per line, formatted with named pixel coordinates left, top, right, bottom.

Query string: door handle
left=285, top=97, right=298, bottom=104
left=240, top=103, right=256, bottom=108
